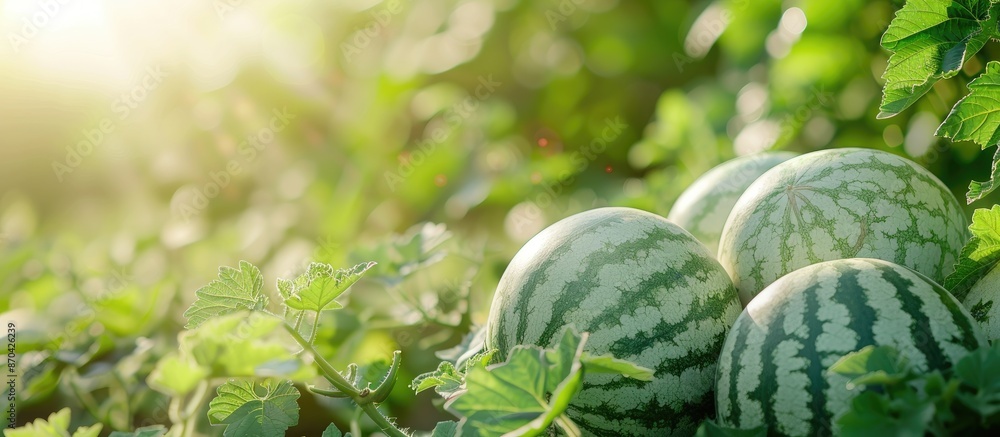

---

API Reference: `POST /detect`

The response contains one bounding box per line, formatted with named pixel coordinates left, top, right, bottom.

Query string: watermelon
left=718, top=148, right=969, bottom=305
left=485, top=207, right=742, bottom=436
left=958, top=265, right=1000, bottom=340
left=668, top=152, right=798, bottom=255
left=715, top=258, right=987, bottom=436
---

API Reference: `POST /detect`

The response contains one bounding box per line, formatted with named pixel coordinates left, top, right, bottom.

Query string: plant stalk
left=282, top=322, right=408, bottom=437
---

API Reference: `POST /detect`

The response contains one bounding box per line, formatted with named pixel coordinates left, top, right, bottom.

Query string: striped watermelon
left=485, top=207, right=742, bottom=436
left=958, top=266, right=1000, bottom=340
left=668, top=152, right=798, bottom=255
left=718, top=148, right=969, bottom=305
left=716, top=258, right=986, bottom=436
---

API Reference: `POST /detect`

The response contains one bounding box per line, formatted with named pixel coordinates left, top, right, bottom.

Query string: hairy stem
left=281, top=322, right=408, bottom=437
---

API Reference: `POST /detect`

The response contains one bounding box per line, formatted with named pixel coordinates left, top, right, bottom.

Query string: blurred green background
left=2, top=0, right=999, bottom=435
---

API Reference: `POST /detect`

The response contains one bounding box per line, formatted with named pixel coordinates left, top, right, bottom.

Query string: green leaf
left=445, top=331, right=590, bottom=436
left=72, top=425, right=105, bottom=437
left=183, top=261, right=268, bottom=329
left=411, top=361, right=465, bottom=398
left=937, top=61, right=1000, bottom=202
left=107, top=426, right=168, bottom=437
left=146, top=352, right=210, bottom=397
left=149, top=313, right=313, bottom=398
left=435, top=326, right=486, bottom=367
left=967, top=147, right=1000, bottom=204
left=4, top=408, right=104, bottom=437
left=694, top=420, right=767, bottom=437
left=428, top=421, right=458, bottom=437
left=955, top=342, right=1000, bottom=392
left=838, top=391, right=934, bottom=437
left=945, top=205, right=1000, bottom=299
left=281, top=261, right=375, bottom=312
left=207, top=379, right=301, bottom=436
left=579, top=353, right=655, bottom=382
left=878, top=0, right=998, bottom=118
left=321, top=423, right=345, bottom=437
left=829, top=345, right=912, bottom=389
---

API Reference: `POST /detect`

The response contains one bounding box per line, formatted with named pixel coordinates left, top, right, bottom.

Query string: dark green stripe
left=880, top=264, right=951, bottom=370
left=722, top=314, right=751, bottom=427
left=802, top=280, right=833, bottom=436
left=832, top=263, right=876, bottom=351
left=755, top=297, right=786, bottom=434
left=532, top=225, right=694, bottom=348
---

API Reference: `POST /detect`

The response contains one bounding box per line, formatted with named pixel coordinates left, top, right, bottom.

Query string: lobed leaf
left=937, top=62, right=1000, bottom=202
left=944, top=205, right=1000, bottom=298
left=208, top=379, right=300, bottom=437
left=829, top=345, right=912, bottom=389
left=837, top=391, right=935, bottom=437
left=428, top=421, right=459, bottom=437
left=321, top=423, right=350, bottom=437
left=183, top=261, right=268, bottom=329
left=878, top=0, right=998, bottom=119
left=444, top=328, right=596, bottom=436
left=282, top=261, right=375, bottom=312
left=4, top=408, right=104, bottom=437
left=411, top=361, right=465, bottom=398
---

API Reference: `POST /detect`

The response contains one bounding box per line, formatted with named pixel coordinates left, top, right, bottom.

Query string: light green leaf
left=967, top=147, right=1000, bottom=204
left=107, top=426, right=168, bottom=437
left=146, top=352, right=209, bottom=397
left=937, top=61, right=1000, bottom=202
left=321, top=423, right=345, bottom=437
left=579, top=352, right=655, bottom=382
left=428, top=421, right=458, bottom=437
left=282, top=261, right=375, bottom=312
left=208, top=379, right=300, bottom=437
left=183, top=261, right=268, bottom=329
left=71, top=425, right=104, bottom=437
left=5, top=408, right=103, bottom=437
left=435, top=326, right=486, bottom=367
left=166, top=313, right=315, bottom=389
left=828, top=345, right=912, bottom=389
left=411, top=361, right=465, bottom=398
left=445, top=330, right=589, bottom=436
left=878, top=0, right=997, bottom=118
left=945, top=206, right=1000, bottom=298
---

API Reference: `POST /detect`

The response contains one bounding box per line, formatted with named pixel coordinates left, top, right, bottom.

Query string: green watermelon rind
left=715, top=258, right=987, bottom=437
left=718, top=148, right=969, bottom=305
left=485, top=207, right=741, bottom=436
left=668, top=151, right=798, bottom=256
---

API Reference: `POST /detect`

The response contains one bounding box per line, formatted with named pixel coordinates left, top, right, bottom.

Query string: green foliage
left=278, top=261, right=375, bottom=312
left=11, top=0, right=1000, bottom=434
left=4, top=408, right=102, bottom=437
left=939, top=62, right=1000, bottom=202
left=207, top=379, right=300, bottom=436
left=877, top=0, right=1000, bottom=203
left=183, top=261, right=268, bottom=329
left=321, top=423, right=350, bottom=437
left=828, top=343, right=1000, bottom=435
left=878, top=0, right=998, bottom=119
left=946, top=205, right=1000, bottom=297
left=414, top=328, right=652, bottom=436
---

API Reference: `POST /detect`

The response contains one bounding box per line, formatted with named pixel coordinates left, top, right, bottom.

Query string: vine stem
left=281, top=322, right=408, bottom=437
